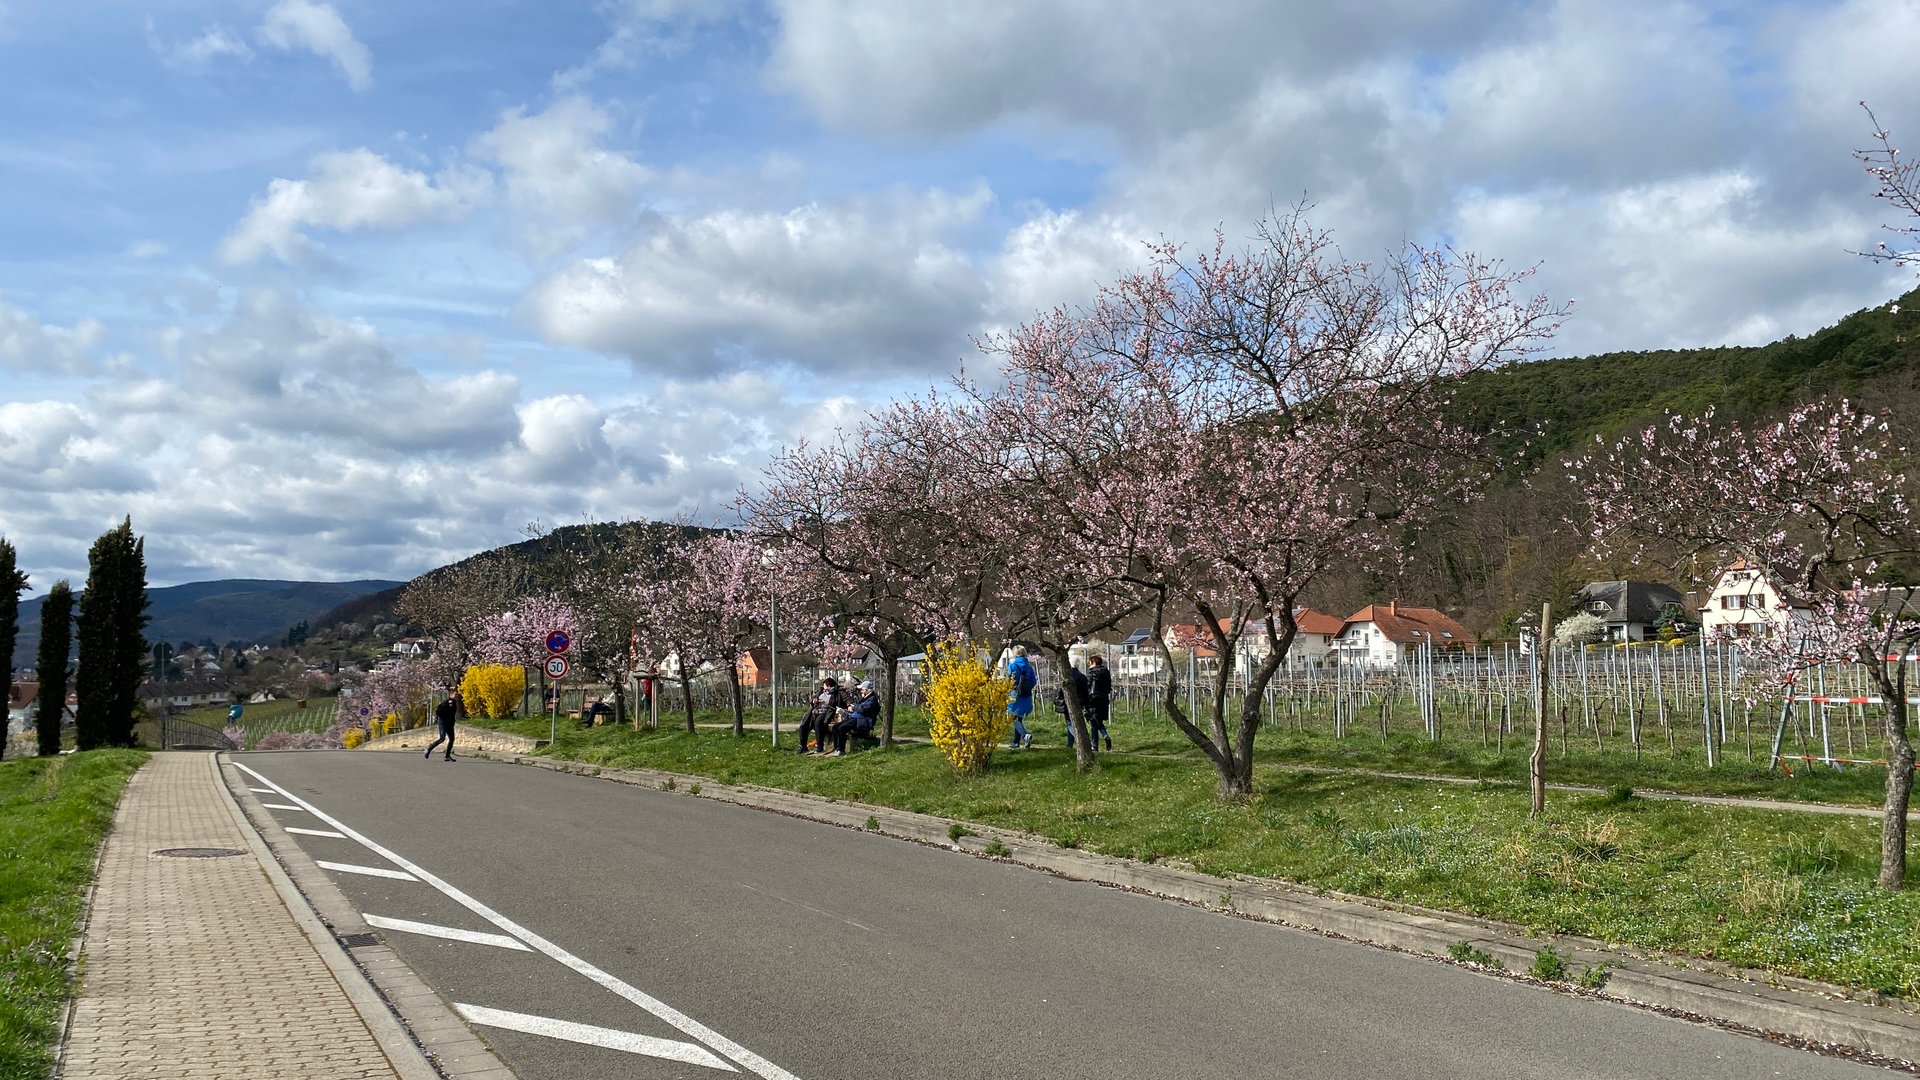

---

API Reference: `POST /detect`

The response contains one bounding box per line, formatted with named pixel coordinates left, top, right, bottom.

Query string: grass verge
left=472, top=713, right=1920, bottom=997
left=0, top=749, right=146, bottom=1080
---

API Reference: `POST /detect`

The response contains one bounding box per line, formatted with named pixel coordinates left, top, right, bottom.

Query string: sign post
left=545, top=631, right=571, bottom=747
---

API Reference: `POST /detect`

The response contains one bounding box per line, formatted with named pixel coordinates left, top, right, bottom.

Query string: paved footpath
left=62, top=753, right=417, bottom=1080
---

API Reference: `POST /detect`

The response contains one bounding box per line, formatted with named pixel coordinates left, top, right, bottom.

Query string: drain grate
left=337, top=932, right=380, bottom=948
left=153, top=847, right=245, bottom=858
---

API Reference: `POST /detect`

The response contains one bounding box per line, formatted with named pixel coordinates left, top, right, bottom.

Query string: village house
left=1570, top=580, right=1686, bottom=642
left=1697, top=560, right=1814, bottom=639
left=390, top=637, right=434, bottom=658
left=1331, top=601, right=1471, bottom=669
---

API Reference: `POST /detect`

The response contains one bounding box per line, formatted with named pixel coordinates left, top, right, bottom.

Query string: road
left=233, top=750, right=1885, bottom=1080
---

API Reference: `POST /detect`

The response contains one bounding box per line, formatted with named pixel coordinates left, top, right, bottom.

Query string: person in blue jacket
left=1006, top=645, right=1037, bottom=748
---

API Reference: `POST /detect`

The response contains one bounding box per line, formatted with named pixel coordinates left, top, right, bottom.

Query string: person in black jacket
left=425, top=690, right=461, bottom=762
left=1086, top=654, right=1112, bottom=751
left=1057, top=662, right=1091, bottom=748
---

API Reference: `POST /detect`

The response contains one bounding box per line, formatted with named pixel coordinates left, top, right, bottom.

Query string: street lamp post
left=762, top=550, right=780, bottom=748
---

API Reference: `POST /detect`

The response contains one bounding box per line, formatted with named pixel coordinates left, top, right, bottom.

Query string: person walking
left=1006, top=646, right=1037, bottom=748
left=1086, top=653, right=1113, bottom=751
left=425, top=690, right=461, bottom=762
left=1058, top=662, right=1090, bottom=749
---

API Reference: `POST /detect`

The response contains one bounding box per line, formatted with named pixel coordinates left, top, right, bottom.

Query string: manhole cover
left=153, top=847, right=245, bottom=858
left=337, top=932, right=380, bottom=948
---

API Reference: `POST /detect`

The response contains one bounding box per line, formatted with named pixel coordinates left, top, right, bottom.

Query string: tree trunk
left=728, top=667, right=746, bottom=737
left=1873, top=658, right=1912, bottom=890
left=1042, top=643, right=1095, bottom=772
left=880, top=648, right=900, bottom=749
left=680, top=671, right=696, bottom=734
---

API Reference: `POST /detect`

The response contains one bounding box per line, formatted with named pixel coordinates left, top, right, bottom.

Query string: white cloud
left=1449, top=171, right=1895, bottom=354
left=555, top=0, right=747, bottom=89
left=471, top=98, right=652, bottom=261
left=149, top=21, right=255, bottom=70
left=523, top=188, right=993, bottom=376
left=259, top=0, right=373, bottom=92
left=220, top=149, right=491, bottom=265
left=0, top=297, right=104, bottom=375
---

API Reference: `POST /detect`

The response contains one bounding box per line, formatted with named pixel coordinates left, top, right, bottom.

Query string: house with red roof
left=1332, top=601, right=1471, bottom=669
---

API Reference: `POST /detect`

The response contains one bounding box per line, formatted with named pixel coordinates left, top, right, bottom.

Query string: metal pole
left=1531, top=603, right=1552, bottom=817
left=769, top=590, right=780, bottom=747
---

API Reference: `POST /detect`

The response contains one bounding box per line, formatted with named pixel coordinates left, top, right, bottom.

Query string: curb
left=500, top=752, right=1920, bottom=1069
left=216, top=753, right=519, bottom=1080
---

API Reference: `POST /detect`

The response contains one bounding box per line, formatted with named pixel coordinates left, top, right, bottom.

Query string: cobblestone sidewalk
left=62, top=753, right=409, bottom=1080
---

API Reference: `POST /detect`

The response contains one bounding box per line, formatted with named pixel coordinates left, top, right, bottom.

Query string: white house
left=1698, top=561, right=1813, bottom=639
left=1331, top=602, right=1471, bottom=669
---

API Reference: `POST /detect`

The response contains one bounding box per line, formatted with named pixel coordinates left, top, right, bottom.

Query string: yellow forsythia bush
left=924, top=640, right=1013, bottom=773
left=342, top=726, right=367, bottom=749
left=461, top=664, right=526, bottom=718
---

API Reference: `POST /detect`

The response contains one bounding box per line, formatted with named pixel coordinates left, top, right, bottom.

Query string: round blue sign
left=546, top=630, right=571, bottom=654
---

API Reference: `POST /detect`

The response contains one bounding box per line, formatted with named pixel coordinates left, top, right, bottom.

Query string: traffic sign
left=546, top=630, right=571, bottom=654
left=545, top=655, right=570, bottom=679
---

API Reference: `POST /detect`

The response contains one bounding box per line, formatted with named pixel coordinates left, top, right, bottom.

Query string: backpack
left=1012, top=659, right=1036, bottom=697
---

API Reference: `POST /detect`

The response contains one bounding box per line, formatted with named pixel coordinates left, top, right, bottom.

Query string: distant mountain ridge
left=9, top=578, right=402, bottom=673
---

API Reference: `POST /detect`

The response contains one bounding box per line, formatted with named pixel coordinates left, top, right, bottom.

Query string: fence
left=1018, top=641, right=1918, bottom=772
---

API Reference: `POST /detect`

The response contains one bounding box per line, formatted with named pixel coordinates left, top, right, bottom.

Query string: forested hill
left=10, top=578, right=401, bottom=672
left=1451, top=284, right=1920, bottom=469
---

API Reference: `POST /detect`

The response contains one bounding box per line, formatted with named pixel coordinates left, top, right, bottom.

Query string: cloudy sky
left=2, top=0, right=1916, bottom=590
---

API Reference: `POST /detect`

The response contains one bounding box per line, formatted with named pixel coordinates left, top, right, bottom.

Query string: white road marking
left=233, top=760, right=801, bottom=1080
left=365, top=914, right=531, bottom=951
left=455, top=1004, right=738, bottom=1071
left=285, top=827, right=347, bottom=838
left=316, top=860, right=419, bottom=881
left=249, top=787, right=275, bottom=793
left=261, top=802, right=304, bottom=811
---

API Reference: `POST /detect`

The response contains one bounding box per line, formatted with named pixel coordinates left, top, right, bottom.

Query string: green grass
left=468, top=712, right=1920, bottom=996
left=0, top=750, right=146, bottom=1080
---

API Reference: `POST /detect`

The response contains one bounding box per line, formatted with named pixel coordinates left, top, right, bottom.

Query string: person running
left=1006, top=646, right=1037, bottom=748
left=1086, top=654, right=1113, bottom=751
left=425, top=690, right=461, bottom=762
left=798, top=677, right=847, bottom=755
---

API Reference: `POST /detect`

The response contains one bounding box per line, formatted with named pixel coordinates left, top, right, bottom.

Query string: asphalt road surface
left=232, top=751, right=1888, bottom=1080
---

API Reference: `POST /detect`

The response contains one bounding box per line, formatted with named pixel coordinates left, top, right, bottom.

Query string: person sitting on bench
left=830, top=680, right=882, bottom=756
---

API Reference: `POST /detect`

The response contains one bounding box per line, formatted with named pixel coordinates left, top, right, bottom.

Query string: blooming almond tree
left=974, top=212, right=1561, bottom=796
left=1572, top=401, right=1920, bottom=889
left=471, top=595, right=578, bottom=717
left=744, top=404, right=1003, bottom=747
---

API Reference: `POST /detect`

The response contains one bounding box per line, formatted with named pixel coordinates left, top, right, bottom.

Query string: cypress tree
left=34, top=581, right=72, bottom=756
left=0, top=538, right=24, bottom=761
left=75, top=518, right=149, bottom=750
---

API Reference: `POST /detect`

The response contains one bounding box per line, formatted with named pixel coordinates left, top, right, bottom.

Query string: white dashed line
left=261, top=802, right=304, bottom=811
left=233, top=760, right=801, bottom=1080
left=365, top=914, right=531, bottom=951
left=285, top=827, right=347, bottom=838
left=455, top=1005, right=737, bottom=1071
left=315, top=860, right=418, bottom=881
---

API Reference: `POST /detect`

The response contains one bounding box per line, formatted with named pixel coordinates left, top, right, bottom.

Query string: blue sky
left=1, top=0, right=1916, bottom=590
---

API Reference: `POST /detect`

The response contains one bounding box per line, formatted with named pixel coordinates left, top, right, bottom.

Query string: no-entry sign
left=545, top=655, right=570, bottom=679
